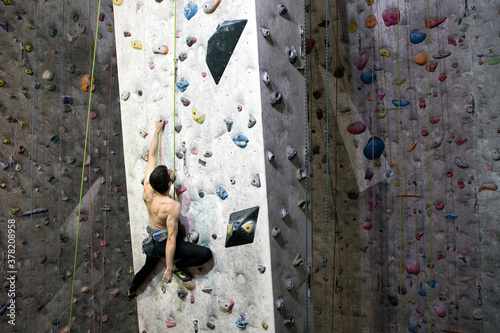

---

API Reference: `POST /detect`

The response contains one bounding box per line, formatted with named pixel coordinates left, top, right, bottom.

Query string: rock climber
left=127, top=117, right=213, bottom=301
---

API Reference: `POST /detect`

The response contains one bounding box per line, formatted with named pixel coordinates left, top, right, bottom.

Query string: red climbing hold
left=455, top=139, right=467, bottom=145
left=446, top=172, right=453, bottom=177
left=429, top=118, right=440, bottom=124
left=457, top=181, right=465, bottom=189
left=447, top=37, right=457, bottom=46
left=437, top=253, right=446, bottom=260
left=425, top=17, right=446, bottom=28
left=421, top=130, right=429, bottom=137
left=438, top=73, right=447, bottom=82
left=425, top=62, right=438, bottom=72
left=415, top=232, right=423, bottom=241
left=418, top=98, right=426, bottom=108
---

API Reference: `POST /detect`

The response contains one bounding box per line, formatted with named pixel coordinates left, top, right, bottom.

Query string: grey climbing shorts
left=142, top=226, right=168, bottom=256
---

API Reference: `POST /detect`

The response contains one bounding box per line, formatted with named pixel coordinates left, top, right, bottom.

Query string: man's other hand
left=155, top=117, right=165, bottom=130
left=162, top=269, right=173, bottom=283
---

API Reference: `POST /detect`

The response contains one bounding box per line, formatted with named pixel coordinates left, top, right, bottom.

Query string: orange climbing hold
left=81, top=74, right=95, bottom=92
left=407, top=140, right=418, bottom=152
left=425, top=17, right=446, bottom=28
left=365, top=14, right=377, bottom=29
left=390, top=158, right=400, bottom=172
left=414, top=53, right=428, bottom=65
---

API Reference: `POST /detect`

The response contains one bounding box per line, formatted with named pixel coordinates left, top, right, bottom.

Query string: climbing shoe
left=173, top=268, right=192, bottom=282
left=126, top=290, right=136, bottom=301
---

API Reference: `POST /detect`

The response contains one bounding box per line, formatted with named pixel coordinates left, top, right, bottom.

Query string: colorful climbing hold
left=202, top=0, right=221, bottom=14
left=425, top=17, right=446, bottom=28
left=363, top=137, right=385, bottom=160
left=346, top=122, right=366, bottom=135
left=233, top=135, right=249, bottom=148
left=382, top=8, right=400, bottom=26
left=360, top=70, right=376, bottom=84
left=356, top=53, right=369, bottom=70
left=184, top=1, right=198, bottom=20
left=348, top=20, right=358, bottom=33
left=379, top=48, right=391, bottom=57
left=414, top=53, right=428, bottom=66
left=365, top=14, right=377, bottom=29
left=152, top=45, right=168, bottom=55
left=131, top=41, right=142, bottom=50
left=410, top=29, right=427, bottom=44
left=176, top=78, right=189, bottom=92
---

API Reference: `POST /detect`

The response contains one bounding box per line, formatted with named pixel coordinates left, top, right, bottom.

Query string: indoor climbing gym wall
left=113, top=0, right=308, bottom=331
left=1, top=0, right=137, bottom=332
left=305, top=0, right=500, bottom=332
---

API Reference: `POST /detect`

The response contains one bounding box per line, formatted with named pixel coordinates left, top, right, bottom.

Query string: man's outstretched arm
left=162, top=202, right=180, bottom=283
left=144, top=117, right=165, bottom=188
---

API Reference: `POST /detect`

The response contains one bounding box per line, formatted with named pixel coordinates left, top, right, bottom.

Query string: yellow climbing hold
left=3, top=139, right=11, bottom=144
left=241, top=221, right=254, bottom=234
left=262, top=323, right=269, bottom=330
left=25, top=44, right=33, bottom=52
left=398, top=268, right=404, bottom=274
left=385, top=210, right=393, bottom=216
left=348, top=20, right=357, bottom=33
left=107, top=25, right=113, bottom=32
left=131, top=40, right=142, bottom=50
left=366, top=0, right=374, bottom=6
left=3, top=0, right=12, bottom=4
left=390, top=323, right=400, bottom=331
left=373, top=161, right=381, bottom=167
left=395, top=78, right=406, bottom=86
left=376, top=109, right=388, bottom=119
left=227, top=225, right=232, bottom=235
left=20, top=121, right=26, bottom=128
left=407, top=240, right=415, bottom=245
left=192, top=108, right=206, bottom=124
left=1, top=183, right=6, bottom=189
left=380, top=132, right=389, bottom=140
left=379, top=48, right=391, bottom=57
left=393, top=181, right=400, bottom=186
left=113, top=0, right=123, bottom=5
left=25, top=69, right=34, bottom=75
left=0, top=80, right=4, bottom=87
left=407, top=299, right=416, bottom=305
left=95, top=148, right=100, bottom=154
left=28, top=23, right=35, bottom=30
left=11, top=208, right=20, bottom=215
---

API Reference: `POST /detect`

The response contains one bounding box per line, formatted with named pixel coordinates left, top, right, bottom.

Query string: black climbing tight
left=129, top=239, right=212, bottom=294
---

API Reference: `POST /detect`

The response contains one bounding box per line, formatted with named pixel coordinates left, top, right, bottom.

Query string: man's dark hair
left=149, top=165, right=172, bottom=193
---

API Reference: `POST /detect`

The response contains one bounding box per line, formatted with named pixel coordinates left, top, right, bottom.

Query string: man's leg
left=174, top=241, right=213, bottom=269
left=128, top=254, right=161, bottom=299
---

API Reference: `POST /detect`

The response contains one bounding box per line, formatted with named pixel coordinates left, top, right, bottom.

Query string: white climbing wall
left=113, top=0, right=276, bottom=331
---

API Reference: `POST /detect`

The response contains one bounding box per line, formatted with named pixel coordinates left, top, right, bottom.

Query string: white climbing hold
left=251, top=173, right=261, bottom=187
left=267, top=150, right=274, bottom=161
left=138, top=128, right=148, bottom=138
left=248, top=114, right=256, bottom=128
left=262, top=71, right=270, bottom=86
left=42, top=70, right=54, bottom=81
left=202, top=0, right=221, bottom=14
left=152, top=45, right=169, bottom=55
left=121, top=91, right=130, bottom=101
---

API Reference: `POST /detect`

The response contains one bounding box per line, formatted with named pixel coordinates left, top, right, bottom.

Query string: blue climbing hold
left=418, top=289, right=427, bottom=297
left=216, top=186, right=228, bottom=200
left=235, top=314, right=249, bottom=329
left=363, top=137, right=385, bottom=160
left=184, top=1, right=198, bottom=20
left=388, top=293, right=398, bottom=306
left=459, top=256, right=467, bottom=263
left=426, top=280, right=436, bottom=288
left=408, top=327, right=418, bottom=333
left=233, top=135, right=249, bottom=148
left=444, top=213, right=458, bottom=220
left=410, top=29, right=426, bottom=44
left=176, top=78, right=189, bottom=92
left=392, top=99, right=410, bottom=107
left=360, top=70, right=376, bottom=84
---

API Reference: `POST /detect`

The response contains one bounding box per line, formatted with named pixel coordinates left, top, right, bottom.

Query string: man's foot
left=173, top=267, right=192, bottom=282
left=127, top=290, right=136, bottom=301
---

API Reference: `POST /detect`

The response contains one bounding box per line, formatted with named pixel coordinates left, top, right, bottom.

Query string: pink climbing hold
left=367, top=194, right=377, bottom=208
left=202, top=72, right=207, bottom=77
left=404, top=258, right=420, bottom=274
left=375, top=89, right=385, bottom=100
left=363, top=219, right=374, bottom=230
left=346, top=122, right=367, bottom=135
left=356, top=53, right=369, bottom=70
left=148, top=62, right=155, bottom=69
left=90, top=112, right=98, bottom=119
left=485, top=163, right=493, bottom=171
left=454, top=139, right=467, bottom=145
left=80, top=215, right=88, bottom=222
left=94, top=251, right=101, bottom=259
left=85, top=155, right=91, bottom=166
left=101, top=314, right=109, bottom=323
left=100, top=240, right=109, bottom=246
left=432, top=304, right=446, bottom=318
left=114, top=186, right=123, bottom=192
left=165, top=320, right=176, bottom=328
left=382, top=8, right=400, bottom=26
left=99, top=13, right=105, bottom=22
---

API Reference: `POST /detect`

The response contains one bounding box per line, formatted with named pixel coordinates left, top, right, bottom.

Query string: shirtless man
left=127, top=117, right=213, bottom=300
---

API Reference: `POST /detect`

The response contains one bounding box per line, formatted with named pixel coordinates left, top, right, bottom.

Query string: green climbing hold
left=485, top=58, right=500, bottom=65
left=46, top=175, right=55, bottom=183
left=460, top=24, right=469, bottom=33
left=48, top=27, right=57, bottom=37
left=59, top=234, right=68, bottom=242
left=50, top=135, right=59, bottom=143
left=70, top=13, right=79, bottom=22
left=65, top=156, right=75, bottom=164
left=45, top=84, right=56, bottom=91
left=43, top=217, right=50, bottom=225
left=66, top=63, right=75, bottom=73
left=39, top=256, right=47, bottom=264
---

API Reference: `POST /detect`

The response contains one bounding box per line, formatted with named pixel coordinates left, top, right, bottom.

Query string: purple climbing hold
left=62, top=96, right=73, bottom=104
left=387, top=293, right=398, bottom=306
left=356, top=53, right=369, bottom=70
left=346, top=122, right=366, bottom=135
left=283, top=314, right=295, bottom=327
left=270, top=90, right=283, bottom=106
left=372, top=58, right=384, bottom=71
left=0, top=22, right=8, bottom=32
left=286, top=46, right=298, bottom=64
left=34, top=82, right=41, bottom=89
left=362, top=219, right=374, bottom=230
left=16, top=145, right=25, bottom=154
left=0, top=158, right=8, bottom=170
left=22, top=208, right=49, bottom=216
